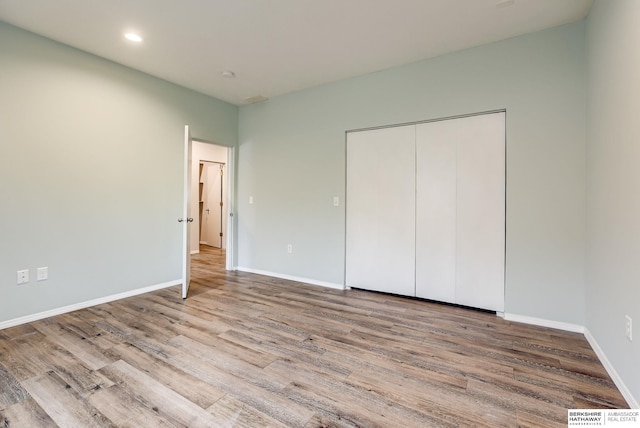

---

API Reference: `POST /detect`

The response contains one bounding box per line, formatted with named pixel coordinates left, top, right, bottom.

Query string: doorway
left=182, top=127, right=235, bottom=299
left=190, top=139, right=234, bottom=270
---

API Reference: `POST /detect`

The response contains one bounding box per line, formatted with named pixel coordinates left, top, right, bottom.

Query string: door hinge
left=220, top=201, right=224, bottom=207
left=220, top=232, right=224, bottom=237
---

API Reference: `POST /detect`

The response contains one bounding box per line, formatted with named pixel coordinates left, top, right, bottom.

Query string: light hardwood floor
left=0, top=245, right=628, bottom=427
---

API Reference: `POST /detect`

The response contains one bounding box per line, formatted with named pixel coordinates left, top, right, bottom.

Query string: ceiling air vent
left=244, top=95, right=269, bottom=104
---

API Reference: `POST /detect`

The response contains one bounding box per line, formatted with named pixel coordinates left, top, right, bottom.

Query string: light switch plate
left=333, top=196, right=340, bottom=207
left=37, top=267, right=48, bottom=281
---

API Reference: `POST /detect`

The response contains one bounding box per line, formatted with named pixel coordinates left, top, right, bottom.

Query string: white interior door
left=415, top=119, right=458, bottom=303
left=181, top=125, right=193, bottom=299
left=346, top=125, right=416, bottom=296
left=212, top=164, right=223, bottom=247
left=201, top=163, right=223, bottom=248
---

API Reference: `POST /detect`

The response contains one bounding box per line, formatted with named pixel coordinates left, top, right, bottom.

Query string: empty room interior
left=1, top=0, right=639, bottom=426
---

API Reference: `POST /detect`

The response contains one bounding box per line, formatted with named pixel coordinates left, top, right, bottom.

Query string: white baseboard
left=0, top=279, right=181, bottom=331
left=236, top=266, right=344, bottom=290
left=504, top=313, right=638, bottom=408
left=503, top=313, right=585, bottom=333
left=584, top=329, right=639, bottom=409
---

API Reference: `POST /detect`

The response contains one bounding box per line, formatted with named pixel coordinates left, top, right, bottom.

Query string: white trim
left=584, top=328, right=639, bottom=409
left=504, top=313, right=638, bottom=408
left=225, top=147, right=235, bottom=271
left=503, top=313, right=585, bottom=333
left=236, top=266, right=344, bottom=290
left=0, top=279, right=181, bottom=331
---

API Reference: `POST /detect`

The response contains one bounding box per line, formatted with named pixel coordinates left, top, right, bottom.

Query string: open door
left=181, top=125, right=193, bottom=299
left=200, top=163, right=223, bottom=248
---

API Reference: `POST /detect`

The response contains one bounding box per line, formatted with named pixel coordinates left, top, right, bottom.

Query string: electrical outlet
left=37, top=267, right=48, bottom=281
left=625, top=315, right=632, bottom=342
left=287, top=244, right=293, bottom=254
left=17, top=269, right=29, bottom=284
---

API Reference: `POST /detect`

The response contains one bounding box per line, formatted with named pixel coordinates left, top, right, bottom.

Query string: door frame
left=224, top=147, right=236, bottom=270
left=187, top=136, right=236, bottom=272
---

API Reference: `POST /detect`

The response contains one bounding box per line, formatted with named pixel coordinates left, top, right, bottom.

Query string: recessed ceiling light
left=222, top=70, right=236, bottom=79
left=124, top=32, right=143, bottom=43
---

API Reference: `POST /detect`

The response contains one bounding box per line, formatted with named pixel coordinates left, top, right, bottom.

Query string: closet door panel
left=455, top=113, right=505, bottom=311
left=346, top=125, right=416, bottom=296
left=415, top=120, right=457, bottom=303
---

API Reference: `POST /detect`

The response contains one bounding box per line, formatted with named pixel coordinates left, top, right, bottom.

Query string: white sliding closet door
left=455, top=113, right=505, bottom=311
left=415, top=119, right=458, bottom=303
left=347, top=112, right=504, bottom=312
left=415, top=112, right=505, bottom=311
left=346, top=125, right=416, bottom=296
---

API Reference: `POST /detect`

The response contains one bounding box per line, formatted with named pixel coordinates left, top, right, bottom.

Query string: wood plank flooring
left=0, top=245, right=628, bottom=427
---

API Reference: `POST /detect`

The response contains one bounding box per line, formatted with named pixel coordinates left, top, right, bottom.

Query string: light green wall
left=586, top=0, right=640, bottom=404
left=238, top=22, right=587, bottom=325
left=0, top=22, right=238, bottom=323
